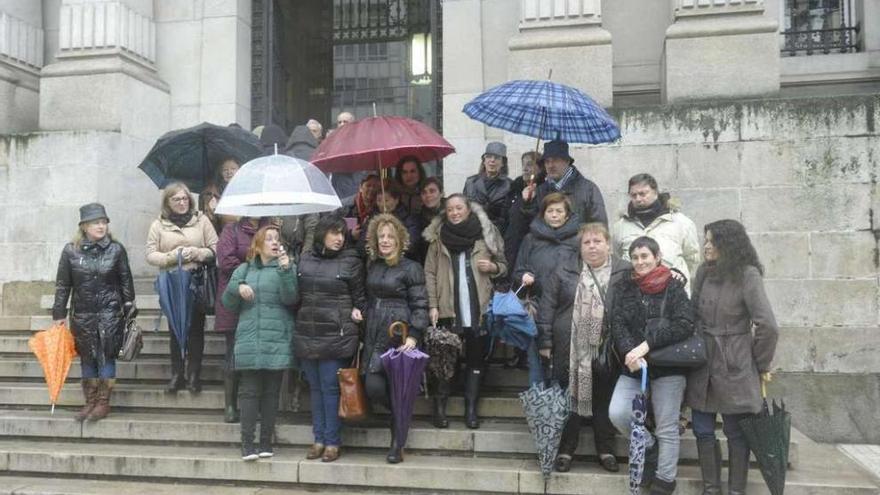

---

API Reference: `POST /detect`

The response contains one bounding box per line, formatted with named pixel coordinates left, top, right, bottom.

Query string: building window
left=782, top=0, right=859, bottom=56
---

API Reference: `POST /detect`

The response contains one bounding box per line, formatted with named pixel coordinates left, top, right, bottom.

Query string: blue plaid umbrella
left=462, top=80, right=620, bottom=144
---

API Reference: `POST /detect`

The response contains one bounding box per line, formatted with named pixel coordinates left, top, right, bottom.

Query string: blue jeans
left=526, top=340, right=544, bottom=386
left=301, top=358, right=346, bottom=447
left=81, top=359, right=116, bottom=379
left=691, top=409, right=751, bottom=444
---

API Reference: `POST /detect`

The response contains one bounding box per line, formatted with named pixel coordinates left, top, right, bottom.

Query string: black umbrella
left=138, top=122, right=262, bottom=192
left=739, top=379, right=791, bottom=495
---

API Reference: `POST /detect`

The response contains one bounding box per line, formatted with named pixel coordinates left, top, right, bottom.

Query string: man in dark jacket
left=463, top=142, right=513, bottom=234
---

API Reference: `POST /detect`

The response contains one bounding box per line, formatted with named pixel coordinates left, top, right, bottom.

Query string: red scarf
left=633, top=264, right=672, bottom=295
left=355, top=193, right=372, bottom=225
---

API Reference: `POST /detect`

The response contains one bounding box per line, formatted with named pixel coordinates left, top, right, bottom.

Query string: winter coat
left=295, top=247, right=366, bottom=361
left=610, top=276, right=695, bottom=380
left=514, top=166, right=608, bottom=232
left=463, top=174, right=513, bottom=234
left=685, top=265, right=779, bottom=415
left=221, top=257, right=297, bottom=370
left=362, top=257, right=429, bottom=372
left=52, top=237, right=135, bottom=368
left=399, top=183, right=423, bottom=217
left=612, top=206, right=701, bottom=292
left=278, top=213, right=318, bottom=261
left=284, top=125, right=318, bottom=160
left=215, top=219, right=270, bottom=333
left=536, top=255, right=630, bottom=380
left=145, top=212, right=218, bottom=272
left=423, top=202, right=508, bottom=321
left=512, top=216, right=580, bottom=297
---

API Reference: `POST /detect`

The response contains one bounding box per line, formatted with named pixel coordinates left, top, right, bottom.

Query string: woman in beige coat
left=423, top=195, right=507, bottom=429
left=685, top=219, right=778, bottom=495
left=146, top=182, right=219, bottom=394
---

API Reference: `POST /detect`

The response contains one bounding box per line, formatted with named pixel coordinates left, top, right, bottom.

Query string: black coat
left=294, top=247, right=366, bottom=361
left=537, top=255, right=631, bottom=381
left=52, top=238, right=135, bottom=368
left=512, top=216, right=580, bottom=297
left=362, top=258, right=429, bottom=372
left=610, top=276, right=695, bottom=379
left=514, top=167, right=608, bottom=236
left=463, top=174, right=513, bottom=234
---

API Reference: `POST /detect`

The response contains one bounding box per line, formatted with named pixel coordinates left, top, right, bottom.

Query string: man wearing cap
left=463, top=142, right=513, bottom=234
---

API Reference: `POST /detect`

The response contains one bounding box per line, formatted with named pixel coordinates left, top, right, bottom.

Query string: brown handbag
left=337, top=349, right=368, bottom=421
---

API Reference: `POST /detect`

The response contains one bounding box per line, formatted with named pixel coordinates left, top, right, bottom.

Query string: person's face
left=543, top=202, right=569, bottom=229
left=629, top=182, right=659, bottom=209
left=83, top=218, right=109, bottom=242
left=376, top=192, right=399, bottom=212
left=580, top=231, right=610, bottom=269
left=323, top=229, right=345, bottom=252
left=420, top=183, right=441, bottom=209
left=262, top=229, right=281, bottom=259
left=631, top=246, right=661, bottom=276
left=220, top=160, right=240, bottom=183
left=544, top=157, right=570, bottom=181
left=703, top=230, right=719, bottom=262
left=337, top=112, right=354, bottom=127
left=445, top=197, right=470, bottom=225
left=360, top=179, right=380, bottom=202
left=482, top=154, right=503, bottom=177
left=377, top=224, right=398, bottom=258
left=400, top=161, right=421, bottom=187
left=307, top=123, right=323, bottom=141
left=168, top=190, right=191, bottom=215
left=521, top=156, right=536, bottom=180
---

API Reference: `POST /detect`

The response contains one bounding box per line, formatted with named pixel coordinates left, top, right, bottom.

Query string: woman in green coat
left=221, top=226, right=297, bottom=462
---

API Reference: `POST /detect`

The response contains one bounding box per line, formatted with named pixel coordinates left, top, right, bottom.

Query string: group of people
left=52, top=124, right=779, bottom=494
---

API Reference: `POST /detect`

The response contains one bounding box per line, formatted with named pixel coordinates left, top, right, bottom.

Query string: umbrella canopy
left=423, top=325, right=462, bottom=383
left=155, top=252, right=193, bottom=360
left=739, top=383, right=791, bottom=495
left=215, top=154, right=341, bottom=217
left=27, top=322, right=78, bottom=413
left=483, top=290, right=538, bottom=351
left=628, top=365, right=650, bottom=494
left=463, top=79, right=621, bottom=144
left=138, top=122, right=262, bottom=192
left=380, top=347, right=430, bottom=448
left=519, top=380, right=569, bottom=480
left=311, top=116, right=455, bottom=173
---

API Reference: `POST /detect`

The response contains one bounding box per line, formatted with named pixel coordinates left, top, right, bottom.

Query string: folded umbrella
left=423, top=325, right=462, bottom=383
left=154, top=251, right=193, bottom=360
left=628, top=365, right=650, bottom=495
left=519, top=370, right=569, bottom=483
left=739, top=378, right=791, bottom=495
left=483, top=290, right=537, bottom=351
left=28, top=322, right=78, bottom=414
left=381, top=346, right=430, bottom=448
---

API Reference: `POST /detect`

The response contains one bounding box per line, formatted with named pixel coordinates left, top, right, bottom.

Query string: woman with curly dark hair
left=685, top=219, right=779, bottom=495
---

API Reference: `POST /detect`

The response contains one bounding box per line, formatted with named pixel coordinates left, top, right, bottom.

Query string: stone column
left=507, top=0, right=613, bottom=107
left=663, top=0, right=780, bottom=103
left=0, top=3, right=43, bottom=132
left=38, top=0, right=169, bottom=140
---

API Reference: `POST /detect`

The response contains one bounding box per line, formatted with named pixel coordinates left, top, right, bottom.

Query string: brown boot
left=74, top=379, right=99, bottom=422
left=87, top=379, right=114, bottom=422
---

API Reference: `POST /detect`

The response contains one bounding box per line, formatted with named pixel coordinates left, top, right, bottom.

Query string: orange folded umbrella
left=28, top=322, right=78, bottom=413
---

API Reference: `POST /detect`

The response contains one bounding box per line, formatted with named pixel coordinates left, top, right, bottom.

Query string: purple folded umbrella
left=381, top=347, right=430, bottom=448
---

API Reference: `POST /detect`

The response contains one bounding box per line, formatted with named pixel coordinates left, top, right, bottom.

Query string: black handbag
left=191, top=255, right=218, bottom=315
left=645, top=288, right=707, bottom=368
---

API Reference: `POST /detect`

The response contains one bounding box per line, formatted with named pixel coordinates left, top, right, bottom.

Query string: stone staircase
left=0, top=294, right=875, bottom=494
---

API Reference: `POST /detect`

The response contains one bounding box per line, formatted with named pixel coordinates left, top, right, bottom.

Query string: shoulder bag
left=337, top=347, right=368, bottom=421
left=645, top=288, right=707, bottom=368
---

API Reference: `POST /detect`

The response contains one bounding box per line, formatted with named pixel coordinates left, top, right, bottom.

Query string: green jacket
left=221, top=257, right=297, bottom=370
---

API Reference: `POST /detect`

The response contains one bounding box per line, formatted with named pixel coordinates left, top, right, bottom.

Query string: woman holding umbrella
left=685, top=220, right=778, bottom=495
left=146, top=182, right=218, bottom=394
left=362, top=214, right=429, bottom=464
left=608, top=236, right=695, bottom=495
left=423, top=194, right=508, bottom=430
left=53, top=203, right=136, bottom=422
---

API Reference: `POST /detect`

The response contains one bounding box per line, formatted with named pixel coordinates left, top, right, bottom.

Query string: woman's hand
left=53, top=319, right=66, bottom=326
left=624, top=341, right=650, bottom=367
left=627, top=357, right=647, bottom=373
left=181, top=247, right=196, bottom=262
left=539, top=348, right=551, bottom=360
left=398, top=336, right=417, bottom=351
left=476, top=259, right=497, bottom=274
left=238, top=284, right=255, bottom=302
left=429, top=308, right=439, bottom=326
left=278, top=246, right=290, bottom=270
left=521, top=273, right=535, bottom=287
left=670, top=270, right=685, bottom=283
left=522, top=182, right=536, bottom=202
left=351, top=308, right=363, bottom=323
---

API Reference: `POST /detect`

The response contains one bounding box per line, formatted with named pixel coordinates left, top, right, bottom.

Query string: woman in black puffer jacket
left=295, top=215, right=366, bottom=463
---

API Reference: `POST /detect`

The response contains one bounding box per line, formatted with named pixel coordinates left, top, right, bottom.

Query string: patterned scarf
left=548, top=165, right=575, bottom=191
left=568, top=258, right=611, bottom=416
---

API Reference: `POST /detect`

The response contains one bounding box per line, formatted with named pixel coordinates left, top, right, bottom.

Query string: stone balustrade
left=674, top=0, right=764, bottom=16
left=520, top=0, right=602, bottom=28
left=58, top=0, right=155, bottom=63
left=0, top=11, right=44, bottom=70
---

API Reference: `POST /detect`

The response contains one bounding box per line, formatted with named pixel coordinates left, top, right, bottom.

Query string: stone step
left=0, top=410, right=801, bottom=465
left=0, top=335, right=227, bottom=357
left=41, top=294, right=162, bottom=312
left=0, top=439, right=874, bottom=495
left=0, top=358, right=226, bottom=382
left=22, top=315, right=217, bottom=333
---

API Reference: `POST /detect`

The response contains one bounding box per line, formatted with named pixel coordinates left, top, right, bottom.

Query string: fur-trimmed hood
left=422, top=201, right=503, bottom=256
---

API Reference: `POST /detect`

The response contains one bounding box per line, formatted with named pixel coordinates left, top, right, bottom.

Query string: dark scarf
left=628, top=197, right=668, bottom=227
left=633, top=264, right=672, bottom=295
left=440, top=214, right=483, bottom=254
left=168, top=211, right=194, bottom=228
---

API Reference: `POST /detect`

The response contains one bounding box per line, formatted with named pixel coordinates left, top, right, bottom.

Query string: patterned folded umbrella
left=423, top=325, right=462, bottom=383
left=519, top=377, right=569, bottom=482
left=629, top=365, right=650, bottom=494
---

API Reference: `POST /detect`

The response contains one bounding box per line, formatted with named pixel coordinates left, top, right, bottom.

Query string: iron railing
left=333, top=0, right=430, bottom=44
left=782, top=0, right=859, bottom=55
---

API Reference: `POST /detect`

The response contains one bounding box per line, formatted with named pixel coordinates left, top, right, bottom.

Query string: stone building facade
left=0, top=0, right=879, bottom=441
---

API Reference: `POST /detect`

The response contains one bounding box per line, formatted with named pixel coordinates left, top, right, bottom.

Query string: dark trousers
left=463, top=328, right=485, bottom=370
left=239, top=369, right=283, bottom=447
left=691, top=409, right=752, bottom=443
left=169, top=306, right=206, bottom=377
left=223, top=331, right=235, bottom=371
left=365, top=370, right=390, bottom=410
left=558, top=364, right=617, bottom=457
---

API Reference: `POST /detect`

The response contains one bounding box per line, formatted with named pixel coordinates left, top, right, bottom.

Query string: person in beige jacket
left=423, top=195, right=507, bottom=430
left=146, top=182, right=219, bottom=394
left=611, top=173, right=700, bottom=293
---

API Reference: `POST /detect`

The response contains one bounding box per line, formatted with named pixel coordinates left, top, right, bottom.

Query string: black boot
left=166, top=345, right=185, bottom=393
left=186, top=358, right=202, bottom=394
left=432, top=379, right=449, bottom=429
left=464, top=369, right=482, bottom=429
left=386, top=417, right=403, bottom=464
left=728, top=436, right=750, bottom=495
left=649, top=478, right=677, bottom=495
left=697, top=438, right=722, bottom=495
left=641, top=442, right=659, bottom=487
left=223, top=370, right=240, bottom=423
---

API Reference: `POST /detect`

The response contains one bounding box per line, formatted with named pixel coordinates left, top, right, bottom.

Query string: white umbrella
left=215, top=154, right=342, bottom=216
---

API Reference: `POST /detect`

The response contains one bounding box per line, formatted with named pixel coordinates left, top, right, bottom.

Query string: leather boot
left=464, top=369, right=482, bottom=429
left=386, top=417, right=403, bottom=464
left=728, top=436, right=750, bottom=495
left=649, top=478, right=677, bottom=495
left=74, top=379, right=99, bottom=422
left=87, top=379, right=114, bottom=422
left=696, top=438, right=722, bottom=495
left=431, top=379, right=449, bottom=429
left=223, top=370, right=239, bottom=423
left=186, top=358, right=202, bottom=394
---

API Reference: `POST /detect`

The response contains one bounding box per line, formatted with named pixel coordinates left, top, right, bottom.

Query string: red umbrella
left=311, top=116, right=455, bottom=173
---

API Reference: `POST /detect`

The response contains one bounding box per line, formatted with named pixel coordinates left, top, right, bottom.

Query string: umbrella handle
left=640, top=364, right=648, bottom=393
